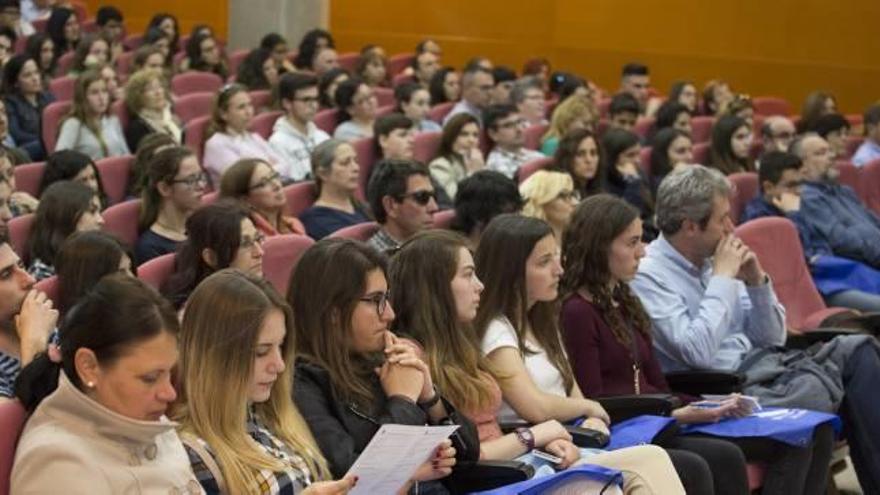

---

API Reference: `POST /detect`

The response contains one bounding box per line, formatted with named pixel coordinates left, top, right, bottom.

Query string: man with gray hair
left=793, top=133, right=880, bottom=269
left=443, top=66, right=494, bottom=127
left=760, top=116, right=796, bottom=153
left=632, top=164, right=880, bottom=492
left=511, top=76, right=547, bottom=127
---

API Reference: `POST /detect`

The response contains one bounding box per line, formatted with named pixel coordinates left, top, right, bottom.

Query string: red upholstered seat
left=262, top=234, right=315, bottom=293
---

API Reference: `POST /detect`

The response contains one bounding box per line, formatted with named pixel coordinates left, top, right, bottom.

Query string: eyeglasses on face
left=398, top=190, right=436, bottom=206
left=249, top=171, right=282, bottom=190
left=240, top=232, right=266, bottom=250
left=359, top=290, right=391, bottom=316
left=556, top=190, right=582, bottom=202
left=170, top=172, right=208, bottom=188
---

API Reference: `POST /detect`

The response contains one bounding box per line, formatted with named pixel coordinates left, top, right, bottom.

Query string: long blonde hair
left=543, top=95, right=596, bottom=142
left=175, top=269, right=329, bottom=493
left=519, top=170, right=574, bottom=222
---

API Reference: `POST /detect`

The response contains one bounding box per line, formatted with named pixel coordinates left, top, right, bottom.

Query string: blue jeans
left=840, top=342, right=880, bottom=493
left=825, top=289, right=880, bottom=313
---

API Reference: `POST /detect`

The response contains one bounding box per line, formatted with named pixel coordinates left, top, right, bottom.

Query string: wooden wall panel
left=329, top=0, right=880, bottom=113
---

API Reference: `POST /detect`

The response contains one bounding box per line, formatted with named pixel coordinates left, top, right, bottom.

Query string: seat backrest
left=432, top=209, right=455, bottom=229
left=387, top=53, right=414, bottom=77
left=95, top=154, right=134, bottom=205
left=314, top=108, right=341, bottom=135
left=517, top=156, right=554, bottom=183
left=34, top=274, right=59, bottom=306
left=137, top=252, right=176, bottom=290
left=13, top=162, right=46, bottom=197
left=860, top=159, right=880, bottom=215
left=752, top=96, right=792, bottom=117
left=835, top=161, right=862, bottom=198
left=391, top=73, right=415, bottom=88
left=283, top=181, right=317, bottom=217
left=41, top=101, right=73, bottom=154
left=692, top=142, right=711, bottom=165
left=262, top=234, right=315, bottom=294
left=633, top=117, right=655, bottom=139
left=102, top=198, right=141, bottom=247
left=7, top=213, right=34, bottom=257
left=845, top=136, right=864, bottom=161
left=0, top=399, right=28, bottom=495
left=248, top=111, right=283, bottom=140
left=352, top=137, right=378, bottom=201
left=123, top=33, right=144, bottom=51
left=690, top=116, right=714, bottom=143
left=227, top=48, right=250, bottom=76
left=337, top=52, right=360, bottom=72
left=736, top=217, right=826, bottom=331
left=728, top=172, right=759, bottom=225
left=173, top=91, right=215, bottom=123
left=373, top=87, right=395, bottom=107
left=427, top=102, right=455, bottom=124
left=248, top=90, right=273, bottom=111
left=413, top=131, right=442, bottom=164
left=523, top=123, right=549, bottom=151
left=638, top=147, right=652, bottom=175
left=55, top=51, right=75, bottom=75
left=328, top=221, right=380, bottom=241
left=48, top=75, right=76, bottom=102
left=171, top=72, right=224, bottom=96
left=376, top=104, right=396, bottom=119
left=115, top=50, right=135, bottom=77
left=183, top=116, right=212, bottom=162
left=111, top=99, right=129, bottom=131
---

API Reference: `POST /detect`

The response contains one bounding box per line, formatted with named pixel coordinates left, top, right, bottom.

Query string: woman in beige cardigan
left=11, top=274, right=202, bottom=494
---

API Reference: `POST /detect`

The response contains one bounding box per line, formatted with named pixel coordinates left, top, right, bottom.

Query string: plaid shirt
left=185, top=415, right=314, bottom=494
left=366, top=228, right=402, bottom=254
left=0, top=350, right=20, bottom=399
left=27, top=258, right=55, bottom=281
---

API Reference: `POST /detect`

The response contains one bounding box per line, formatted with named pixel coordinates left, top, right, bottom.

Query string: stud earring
left=86, top=381, right=95, bottom=388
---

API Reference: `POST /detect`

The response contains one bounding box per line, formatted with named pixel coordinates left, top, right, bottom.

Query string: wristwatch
left=514, top=427, right=535, bottom=450
left=417, top=386, right=441, bottom=412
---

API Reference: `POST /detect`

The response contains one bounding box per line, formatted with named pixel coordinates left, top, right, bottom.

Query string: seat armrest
left=444, top=460, right=534, bottom=493
left=786, top=327, right=862, bottom=350
left=598, top=394, right=679, bottom=424
left=564, top=425, right=610, bottom=449
left=665, top=370, right=745, bottom=396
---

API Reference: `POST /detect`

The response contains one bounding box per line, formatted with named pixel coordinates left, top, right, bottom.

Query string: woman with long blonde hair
left=175, top=269, right=355, bottom=494
left=541, top=95, right=597, bottom=156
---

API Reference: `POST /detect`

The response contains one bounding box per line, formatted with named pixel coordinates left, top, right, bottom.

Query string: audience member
left=540, top=95, right=596, bottom=156
left=142, top=27, right=173, bottom=65
left=549, top=128, right=604, bottom=198
left=619, top=63, right=661, bottom=117
left=808, top=113, right=850, bottom=160
left=428, top=66, right=460, bottom=105
left=0, top=146, right=38, bottom=215
left=179, top=31, right=227, bottom=78
left=489, top=66, right=516, bottom=105
left=298, top=139, right=369, bottom=239
left=464, top=56, right=493, bottom=72
left=702, top=79, right=734, bottom=117
left=511, top=76, right=546, bottom=127
left=0, top=27, right=19, bottom=69
left=162, top=200, right=262, bottom=309
left=292, top=28, right=334, bottom=71
left=522, top=58, right=550, bottom=91
left=289, top=238, right=463, bottom=486
left=412, top=49, right=440, bottom=88
left=46, top=6, right=79, bottom=60
left=24, top=32, right=54, bottom=80
left=608, top=92, right=640, bottom=133
left=145, top=12, right=179, bottom=54
left=484, top=104, right=543, bottom=179
left=219, top=158, right=306, bottom=236
left=653, top=100, right=691, bottom=136
left=259, top=32, right=297, bottom=74
left=561, top=194, right=834, bottom=495
left=709, top=114, right=753, bottom=174
left=852, top=104, right=880, bottom=166
left=11, top=274, right=196, bottom=492
left=95, top=6, right=124, bottom=61
left=123, top=68, right=181, bottom=151
left=317, top=67, right=348, bottom=109
left=450, top=170, right=522, bottom=248
left=649, top=128, right=693, bottom=190
left=55, top=69, right=130, bottom=160
left=176, top=270, right=354, bottom=494
left=443, top=66, right=493, bottom=126
left=519, top=170, right=579, bottom=239
left=270, top=72, right=329, bottom=182
left=668, top=80, right=698, bottom=113
left=602, top=128, right=656, bottom=237
left=127, top=131, right=176, bottom=197
left=799, top=90, right=837, bottom=133
left=235, top=47, right=279, bottom=92
left=724, top=94, right=754, bottom=129
left=27, top=181, right=103, bottom=280
left=374, top=113, right=414, bottom=160
left=365, top=159, right=437, bottom=252
left=2, top=54, right=55, bottom=160
left=135, top=147, right=205, bottom=265
left=355, top=51, right=387, bottom=87
left=631, top=164, right=880, bottom=492
left=38, top=150, right=105, bottom=205
left=760, top=116, right=796, bottom=153
left=55, top=230, right=131, bottom=314
left=394, top=82, right=442, bottom=132
left=131, top=45, right=166, bottom=73
left=0, top=100, right=27, bottom=164
left=310, top=46, right=339, bottom=78
left=429, top=112, right=484, bottom=199
left=68, top=33, right=109, bottom=75
left=332, top=78, right=378, bottom=141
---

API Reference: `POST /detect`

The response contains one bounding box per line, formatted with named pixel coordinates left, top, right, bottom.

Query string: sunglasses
left=399, top=190, right=436, bottom=206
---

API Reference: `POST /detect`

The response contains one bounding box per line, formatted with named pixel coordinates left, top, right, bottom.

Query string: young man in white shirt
left=269, top=72, right=330, bottom=182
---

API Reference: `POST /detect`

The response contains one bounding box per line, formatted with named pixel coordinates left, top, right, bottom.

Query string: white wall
left=227, top=0, right=328, bottom=50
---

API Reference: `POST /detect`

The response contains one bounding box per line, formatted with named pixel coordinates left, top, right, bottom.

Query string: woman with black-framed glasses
left=135, top=146, right=205, bottom=266
left=219, top=158, right=308, bottom=237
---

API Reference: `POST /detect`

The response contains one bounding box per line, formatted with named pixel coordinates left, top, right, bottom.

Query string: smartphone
left=531, top=449, right=563, bottom=464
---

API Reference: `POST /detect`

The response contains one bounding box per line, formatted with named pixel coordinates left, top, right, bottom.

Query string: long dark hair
left=1, top=54, right=38, bottom=96
left=162, top=200, right=251, bottom=309
left=429, top=67, right=455, bottom=105
left=139, top=146, right=195, bottom=232
left=56, top=231, right=131, bottom=314
left=236, top=48, right=274, bottom=91
left=146, top=13, right=179, bottom=52
left=47, top=7, right=79, bottom=57
left=318, top=68, right=348, bottom=109
left=25, top=33, right=56, bottom=75
left=185, top=32, right=227, bottom=79
left=39, top=149, right=106, bottom=205
left=438, top=112, right=479, bottom=162
left=560, top=195, right=651, bottom=346
left=27, top=181, right=96, bottom=266
left=650, top=128, right=690, bottom=181
left=473, top=214, right=574, bottom=393
left=602, top=128, right=654, bottom=216
left=550, top=128, right=604, bottom=197
left=710, top=114, right=752, bottom=174
left=287, top=238, right=387, bottom=410
left=129, top=132, right=177, bottom=197
left=15, top=274, right=178, bottom=412
left=293, top=29, right=334, bottom=70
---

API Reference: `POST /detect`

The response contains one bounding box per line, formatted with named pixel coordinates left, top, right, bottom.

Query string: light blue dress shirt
left=630, top=235, right=787, bottom=372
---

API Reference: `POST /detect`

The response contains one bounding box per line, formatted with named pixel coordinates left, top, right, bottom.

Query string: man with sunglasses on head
left=742, top=150, right=880, bottom=312
left=366, top=159, right=438, bottom=253
left=484, top=104, right=543, bottom=180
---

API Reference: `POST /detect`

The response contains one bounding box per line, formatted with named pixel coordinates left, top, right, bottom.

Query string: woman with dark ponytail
left=11, top=274, right=201, bottom=493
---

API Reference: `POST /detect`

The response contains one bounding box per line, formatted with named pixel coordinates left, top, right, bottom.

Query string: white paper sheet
left=345, top=424, right=460, bottom=494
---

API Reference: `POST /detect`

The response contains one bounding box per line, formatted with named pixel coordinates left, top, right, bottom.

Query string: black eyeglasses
left=556, top=190, right=582, bottom=202
left=399, top=190, right=436, bottom=206
left=240, top=232, right=266, bottom=250
left=293, top=96, right=320, bottom=104
left=249, top=171, right=282, bottom=190
left=359, top=290, right=391, bottom=316
left=170, top=172, right=208, bottom=188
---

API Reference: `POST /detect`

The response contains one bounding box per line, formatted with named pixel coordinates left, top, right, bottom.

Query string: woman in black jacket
left=287, top=238, right=478, bottom=493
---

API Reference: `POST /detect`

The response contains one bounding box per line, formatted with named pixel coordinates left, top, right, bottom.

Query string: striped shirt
left=0, top=350, right=21, bottom=399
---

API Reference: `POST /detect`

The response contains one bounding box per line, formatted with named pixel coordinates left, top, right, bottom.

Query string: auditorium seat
left=413, top=131, right=442, bottom=163
left=523, top=123, right=549, bottom=151
left=95, top=154, right=135, bottom=205
left=248, top=111, right=283, bottom=139
left=7, top=213, right=33, bottom=257
left=351, top=137, right=378, bottom=201
left=102, top=199, right=141, bottom=247
left=262, top=234, right=315, bottom=293
left=0, top=400, right=27, bottom=495
left=517, top=156, right=553, bottom=183
left=249, top=90, right=273, bottom=111
left=123, top=34, right=144, bottom=51
left=42, top=101, right=73, bottom=154
left=391, top=73, right=415, bottom=88
left=736, top=217, right=849, bottom=331
left=183, top=116, right=212, bottom=162
left=55, top=52, right=75, bottom=75
left=376, top=104, right=396, bottom=119
left=227, top=48, right=250, bottom=76
left=432, top=209, right=455, bottom=229
left=638, top=147, right=652, bottom=175
left=387, top=53, right=414, bottom=77
left=690, top=116, right=714, bottom=143
left=115, top=50, right=135, bottom=76
left=314, top=108, right=341, bottom=135
left=427, top=102, right=454, bottom=124
left=328, top=221, right=380, bottom=241
left=48, top=76, right=76, bottom=102
left=34, top=275, right=59, bottom=307
left=337, top=52, right=359, bottom=72
left=174, top=91, right=215, bottom=123
left=283, top=181, right=318, bottom=217
left=13, top=162, right=46, bottom=197
left=692, top=142, right=711, bottom=165
left=844, top=136, right=864, bottom=161
left=171, top=72, right=224, bottom=96
left=859, top=159, right=880, bottom=215
left=374, top=87, right=395, bottom=107
left=137, top=252, right=175, bottom=290
left=834, top=161, right=862, bottom=197
left=634, top=117, right=654, bottom=139
left=728, top=172, right=759, bottom=225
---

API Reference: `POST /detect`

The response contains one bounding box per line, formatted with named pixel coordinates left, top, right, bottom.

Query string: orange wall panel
left=330, top=0, right=880, bottom=113
left=81, top=0, right=228, bottom=41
